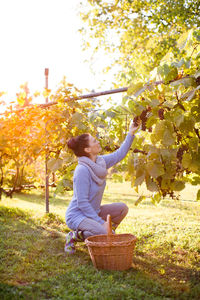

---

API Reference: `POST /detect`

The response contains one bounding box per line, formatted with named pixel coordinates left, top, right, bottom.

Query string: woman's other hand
left=129, top=120, right=141, bottom=136
left=102, top=221, right=108, bottom=233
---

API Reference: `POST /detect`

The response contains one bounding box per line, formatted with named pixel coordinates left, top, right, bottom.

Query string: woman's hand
left=102, top=221, right=108, bottom=233
left=129, top=120, right=141, bottom=136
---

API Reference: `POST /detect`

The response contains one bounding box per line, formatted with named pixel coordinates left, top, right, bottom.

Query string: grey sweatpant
left=77, top=202, right=128, bottom=239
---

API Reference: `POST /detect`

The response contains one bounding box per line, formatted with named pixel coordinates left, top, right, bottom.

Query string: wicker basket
left=85, top=215, right=137, bottom=270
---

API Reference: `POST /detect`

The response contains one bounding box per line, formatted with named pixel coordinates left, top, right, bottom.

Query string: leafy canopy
left=80, top=0, right=200, bottom=81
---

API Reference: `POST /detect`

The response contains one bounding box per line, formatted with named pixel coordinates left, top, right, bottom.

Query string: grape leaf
left=47, top=158, right=63, bottom=172
left=171, top=180, right=185, bottom=191
left=182, top=153, right=192, bottom=169
left=146, top=161, right=165, bottom=178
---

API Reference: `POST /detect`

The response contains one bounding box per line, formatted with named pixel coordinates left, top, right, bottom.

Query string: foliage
left=100, top=30, right=200, bottom=202
left=78, top=1, right=200, bottom=203
left=0, top=78, right=97, bottom=198
left=80, top=0, right=200, bottom=81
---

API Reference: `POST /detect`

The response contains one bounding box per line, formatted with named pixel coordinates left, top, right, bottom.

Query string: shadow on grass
left=9, top=189, right=197, bottom=217
left=11, top=189, right=71, bottom=208
left=1, top=206, right=200, bottom=299
left=0, top=206, right=89, bottom=280
left=133, top=250, right=200, bottom=290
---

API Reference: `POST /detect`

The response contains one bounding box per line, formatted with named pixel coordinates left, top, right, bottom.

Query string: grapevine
left=111, top=31, right=200, bottom=203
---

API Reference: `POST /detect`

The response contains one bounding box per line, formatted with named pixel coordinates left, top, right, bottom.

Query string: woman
left=65, top=122, right=140, bottom=254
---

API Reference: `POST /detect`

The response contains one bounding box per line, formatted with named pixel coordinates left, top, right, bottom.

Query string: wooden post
left=45, top=68, right=49, bottom=213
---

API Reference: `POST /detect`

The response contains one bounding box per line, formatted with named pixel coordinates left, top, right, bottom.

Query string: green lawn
left=0, top=181, right=200, bottom=299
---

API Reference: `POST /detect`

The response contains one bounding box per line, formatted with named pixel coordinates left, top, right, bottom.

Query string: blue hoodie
left=65, top=133, right=134, bottom=230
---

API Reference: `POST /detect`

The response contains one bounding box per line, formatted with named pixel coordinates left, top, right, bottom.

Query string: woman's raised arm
left=101, top=122, right=140, bottom=169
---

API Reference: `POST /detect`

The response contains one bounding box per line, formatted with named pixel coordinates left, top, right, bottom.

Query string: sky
left=0, top=0, right=122, bottom=109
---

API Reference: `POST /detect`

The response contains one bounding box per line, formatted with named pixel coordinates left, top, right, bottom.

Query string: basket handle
left=106, top=214, right=112, bottom=236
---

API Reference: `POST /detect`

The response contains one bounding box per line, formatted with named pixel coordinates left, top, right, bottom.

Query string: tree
left=80, top=0, right=200, bottom=82
left=78, top=1, right=200, bottom=203
left=0, top=78, right=98, bottom=198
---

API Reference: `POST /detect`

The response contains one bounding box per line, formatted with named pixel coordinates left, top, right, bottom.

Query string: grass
left=0, top=180, right=200, bottom=299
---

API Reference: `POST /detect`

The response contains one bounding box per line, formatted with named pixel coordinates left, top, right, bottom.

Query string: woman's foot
left=64, top=232, right=76, bottom=254
left=64, top=231, right=84, bottom=254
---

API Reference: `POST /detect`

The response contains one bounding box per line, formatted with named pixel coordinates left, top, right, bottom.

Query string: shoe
left=64, top=231, right=84, bottom=254
left=75, top=230, right=84, bottom=242
left=64, top=231, right=76, bottom=254
left=112, top=223, right=118, bottom=234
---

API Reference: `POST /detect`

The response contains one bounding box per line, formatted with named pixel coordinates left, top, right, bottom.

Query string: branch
left=0, top=75, right=193, bottom=116
left=133, top=148, right=148, bottom=155
left=174, top=91, right=186, bottom=111
left=194, top=128, right=200, bottom=140
left=1, top=183, right=57, bottom=198
left=189, top=43, right=200, bottom=59
left=1, top=87, right=129, bottom=115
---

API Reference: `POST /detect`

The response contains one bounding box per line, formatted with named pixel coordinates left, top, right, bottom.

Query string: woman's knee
left=83, top=226, right=106, bottom=238
left=120, top=202, right=129, bottom=216
left=79, top=219, right=107, bottom=237
left=92, top=225, right=107, bottom=236
left=78, top=218, right=107, bottom=236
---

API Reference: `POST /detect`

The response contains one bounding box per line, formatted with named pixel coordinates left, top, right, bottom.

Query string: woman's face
left=85, top=135, right=102, bottom=156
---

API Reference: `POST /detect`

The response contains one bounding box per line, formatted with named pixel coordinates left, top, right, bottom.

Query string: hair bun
left=67, top=137, right=77, bottom=150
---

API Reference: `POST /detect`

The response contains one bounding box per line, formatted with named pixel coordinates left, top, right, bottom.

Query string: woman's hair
left=67, top=133, right=90, bottom=157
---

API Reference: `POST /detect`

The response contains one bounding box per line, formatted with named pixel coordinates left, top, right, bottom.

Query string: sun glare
left=0, top=0, right=121, bottom=112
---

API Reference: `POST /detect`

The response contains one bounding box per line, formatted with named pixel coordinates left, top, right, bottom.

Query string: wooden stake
left=45, top=68, right=49, bottom=213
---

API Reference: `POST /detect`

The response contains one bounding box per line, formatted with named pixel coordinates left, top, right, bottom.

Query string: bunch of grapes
left=133, top=107, right=152, bottom=132
left=133, top=105, right=166, bottom=133
left=196, top=76, right=200, bottom=86
left=177, top=145, right=188, bottom=162
left=104, top=144, right=119, bottom=151
left=158, top=108, right=164, bottom=120
left=155, top=177, right=178, bottom=200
